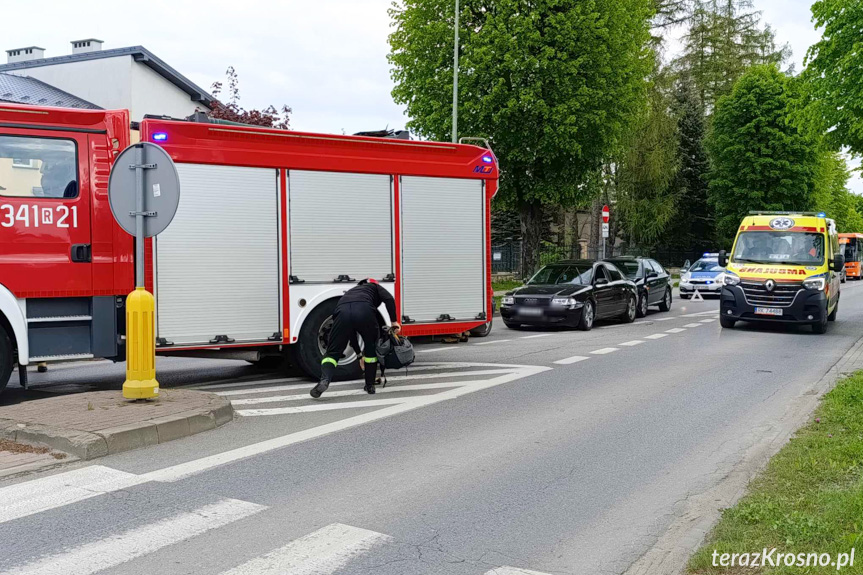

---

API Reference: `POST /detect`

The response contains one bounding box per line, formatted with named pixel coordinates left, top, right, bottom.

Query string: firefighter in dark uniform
left=311, top=279, right=401, bottom=398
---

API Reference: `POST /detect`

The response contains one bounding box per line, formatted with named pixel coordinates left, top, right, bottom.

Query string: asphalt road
left=2, top=285, right=862, bottom=575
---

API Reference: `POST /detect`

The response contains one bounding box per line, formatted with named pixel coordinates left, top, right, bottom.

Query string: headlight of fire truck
left=803, top=276, right=826, bottom=291
left=502, top=296, right=515, bottom=306
left=723, top=273, right=740, bottom=286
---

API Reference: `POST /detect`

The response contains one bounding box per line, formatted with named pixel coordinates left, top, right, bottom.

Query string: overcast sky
left=4, top=0, right=857, bottom=190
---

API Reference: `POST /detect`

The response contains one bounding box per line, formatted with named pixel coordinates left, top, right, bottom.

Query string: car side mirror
left=718, top=250, right=728, bottom=268
left=832, top=253, right=845, bottom=271
left=595, top=277, right=609, bottom=286
left=646, top=271, right=658, bottom=280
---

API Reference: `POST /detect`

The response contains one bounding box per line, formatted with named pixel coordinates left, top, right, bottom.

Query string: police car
left=679, top=253, right=726, bottom=299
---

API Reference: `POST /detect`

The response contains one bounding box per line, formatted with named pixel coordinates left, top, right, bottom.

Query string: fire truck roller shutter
left=155, top=164, right=281, bottom=346
left=288, top=171, right=393, bottom=283
left=401, top=176, right=485, bottom=322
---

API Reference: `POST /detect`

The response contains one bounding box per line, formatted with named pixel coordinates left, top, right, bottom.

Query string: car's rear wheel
left=291, top=299, right=363, bottom=381
left=658, top=288, right=672, bottom=312
left=578, top=300, right=595, bottom=331
left=620, top=295, right=636, bottom=323
left=470, top=319, right=493, bottom=337
left=636, top=294, right=648, bottom=318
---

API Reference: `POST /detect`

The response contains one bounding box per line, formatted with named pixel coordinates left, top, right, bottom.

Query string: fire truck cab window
left=0, top=136, right=78, bottom=199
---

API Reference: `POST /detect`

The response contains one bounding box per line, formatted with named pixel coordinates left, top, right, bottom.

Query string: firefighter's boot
left=311, top=361, right=335, bottom=398
left=363, top=359, right=377, bottom=394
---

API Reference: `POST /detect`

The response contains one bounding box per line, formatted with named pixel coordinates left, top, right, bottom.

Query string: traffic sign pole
left=109, top=143, right=180, bottom=400
left=601, top=205, right=610, bottom=258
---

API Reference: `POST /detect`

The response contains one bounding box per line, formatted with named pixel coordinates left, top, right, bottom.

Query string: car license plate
left=519, top=308, right=542, bottom=316
left=755, top=307, right=783, bottom=316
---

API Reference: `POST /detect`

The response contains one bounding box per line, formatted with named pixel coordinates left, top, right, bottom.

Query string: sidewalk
left=0, top=388, right=233, bottom=472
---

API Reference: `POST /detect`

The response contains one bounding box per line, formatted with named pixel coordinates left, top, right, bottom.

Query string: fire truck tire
left=469, top=319, right=493, bottom=337
left=291, top=299, right=363, bottom=381
left=0, top=325, right=12, bottom=393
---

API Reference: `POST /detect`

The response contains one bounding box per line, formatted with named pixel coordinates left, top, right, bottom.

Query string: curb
left=0, top=394, right=233, bottom=461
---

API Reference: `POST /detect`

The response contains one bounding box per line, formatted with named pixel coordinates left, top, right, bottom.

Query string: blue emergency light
left=817, top=211, right=826, bottom=217
left=152, top=132, right=168, bottom=142
left=482, top=155, right=493, bottom=163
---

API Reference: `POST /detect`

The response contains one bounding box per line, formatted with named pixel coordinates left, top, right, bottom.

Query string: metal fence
left=492, top=241, right=704, bottom=278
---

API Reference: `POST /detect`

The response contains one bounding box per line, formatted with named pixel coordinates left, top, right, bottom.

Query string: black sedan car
left=604, top=256, right=673, bottom=318
left=500, top=260, right=639, bottom=331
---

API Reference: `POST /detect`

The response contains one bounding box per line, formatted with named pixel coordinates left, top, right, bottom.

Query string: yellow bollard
left=122, top=287, right=159, bottom=399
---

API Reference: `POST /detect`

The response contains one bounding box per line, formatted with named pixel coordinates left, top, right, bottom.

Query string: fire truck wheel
left=469, top=319, right=493, bottom=337
left=291, top=299, right=363, bottom=381
left=0, top=325, right=12, bottom=393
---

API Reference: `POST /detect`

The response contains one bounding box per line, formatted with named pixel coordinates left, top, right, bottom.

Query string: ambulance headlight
left=724, top=274, right=740, bottom=286
left=502, top=296, right=515, bottom=306
left=803, top=276, right=826, bottom=291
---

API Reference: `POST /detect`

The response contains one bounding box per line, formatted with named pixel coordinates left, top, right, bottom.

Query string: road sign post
left=601, top=205, right=610, bottom=258
left=108, top=143, right=180, bottom=400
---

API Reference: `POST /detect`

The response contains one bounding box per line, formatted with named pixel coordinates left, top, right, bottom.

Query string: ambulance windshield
left=732, top=231, right=824, bottom=266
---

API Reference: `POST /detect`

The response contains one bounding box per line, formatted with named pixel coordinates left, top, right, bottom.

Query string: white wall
left=12, top=56, right=133, bottom=112
left=8, top=55, right=208, bottom=122
left=130, top=63, right=204, bottom=121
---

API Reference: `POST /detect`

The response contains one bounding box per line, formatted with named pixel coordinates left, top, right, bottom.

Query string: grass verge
left=688, top=370, right=863, bottom=573
left=492, top=279, right=523, bottom=293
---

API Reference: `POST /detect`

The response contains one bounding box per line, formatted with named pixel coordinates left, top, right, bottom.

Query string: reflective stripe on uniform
left=321, top=357, right=338, bottom=367
left=363, top=356, right=378, bottom=363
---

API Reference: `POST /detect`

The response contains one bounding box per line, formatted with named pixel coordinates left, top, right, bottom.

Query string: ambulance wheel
left=470, top=319, right=493, bottom=337
left=828, top=301, right=838, bottom=322
left=291, top=299, right=363, bottom=381
left=812, top=310, right=829, bottom=334
left=719, top=315, right=736, bottom=329
left=0, top=325, right=12, bottom=394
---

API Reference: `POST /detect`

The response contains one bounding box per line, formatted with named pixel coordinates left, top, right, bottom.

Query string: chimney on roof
left=71, top=39, right=103, bottom=54
left=6, top=46, right=46, bottom=64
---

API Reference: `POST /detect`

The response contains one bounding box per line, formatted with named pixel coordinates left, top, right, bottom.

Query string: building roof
left=0, top=46, right=214, bottom=107
left=0, top=72, right=101, bottom=109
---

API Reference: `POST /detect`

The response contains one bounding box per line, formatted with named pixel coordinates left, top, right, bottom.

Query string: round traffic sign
left=602, top=205, right=610, bottom=223
left=108, top=143, right=180, bottom=238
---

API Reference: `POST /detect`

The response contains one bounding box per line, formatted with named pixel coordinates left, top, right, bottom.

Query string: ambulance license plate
left=755, top=307, right=783, bottom=316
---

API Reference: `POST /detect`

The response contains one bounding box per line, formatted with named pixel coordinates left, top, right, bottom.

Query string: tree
left=812, top=152, right=863, bottom=232
left=707, top=66, right=821, bottom=243
left=615, top=69, right=681, bottom=248
left=209, top=67, right=292, bottom=129
left=388, top=0, right=654, bottom=274
left=674, top=0, right=789, bottom=112
left=804, top=0, right=863, bottom=154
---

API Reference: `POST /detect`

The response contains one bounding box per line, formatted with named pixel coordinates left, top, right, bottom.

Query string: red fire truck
left=0, top=103, right=498, bottom=392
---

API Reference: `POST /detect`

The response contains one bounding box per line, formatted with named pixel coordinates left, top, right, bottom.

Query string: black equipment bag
left=375, top=331, right=415, bottom=387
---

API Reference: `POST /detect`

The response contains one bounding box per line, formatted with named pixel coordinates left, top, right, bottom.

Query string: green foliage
left=812, top=152, right=863, bottom=233
left=616, top=69, right=681, bottom=247
left=674, top=0, right=789, bottom=112
left=805, top=0, right=863, bottom=154
left=688, top=369, right=863, bottom=573
left=388, top=0, right=654, bottom=271
left=707, top=66, right=821, bottom=244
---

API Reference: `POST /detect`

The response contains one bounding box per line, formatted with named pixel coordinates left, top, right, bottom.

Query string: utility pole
left=452, top=0, right=459, bottom=143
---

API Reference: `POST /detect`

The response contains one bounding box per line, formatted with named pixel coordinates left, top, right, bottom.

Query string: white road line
left=653, top=317, right=675, bottom=321
left=700, top=318, right=716, bottom=323
left=590, top=347, right=620, bottom=355
left=1, top=362, right=550, bottom=520
left=484, top=567, right=553, bottom=575
left=475, top=339, right=512, bottom=345
left=619, top=340, right=644, bottom=347
left=552, top=355, right=590, bottom=365
left=645, top=333, right=668, bottom=340
left=237, top=398, right=416, bottom=416
left=665, top=328, right=686, bottom=333
left=520, top=334, right=554, bottom=339
left=215, top=369, right=515, bottom=397
left=0, top=465, right=146, bottom=525
left=683, top=323, right=703, bottom=328
left=415, top=346, right=461, bottom=353
left=4, top=498, right=265, bottom=575
left=190, top=377, right=308, bottom=391
left=231, top=381, right=479, bottom=405
left=221, top=523, right=390, bottom=575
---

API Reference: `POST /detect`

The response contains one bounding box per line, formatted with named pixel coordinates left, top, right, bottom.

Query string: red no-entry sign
left=602, top=205, right=610, bottom=223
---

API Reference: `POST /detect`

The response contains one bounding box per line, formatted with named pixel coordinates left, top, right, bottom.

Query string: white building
left=0, top=40, right=214, bottom=121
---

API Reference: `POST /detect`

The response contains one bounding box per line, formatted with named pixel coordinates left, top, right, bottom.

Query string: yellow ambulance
left=718, top=212, right=843, bottom=333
